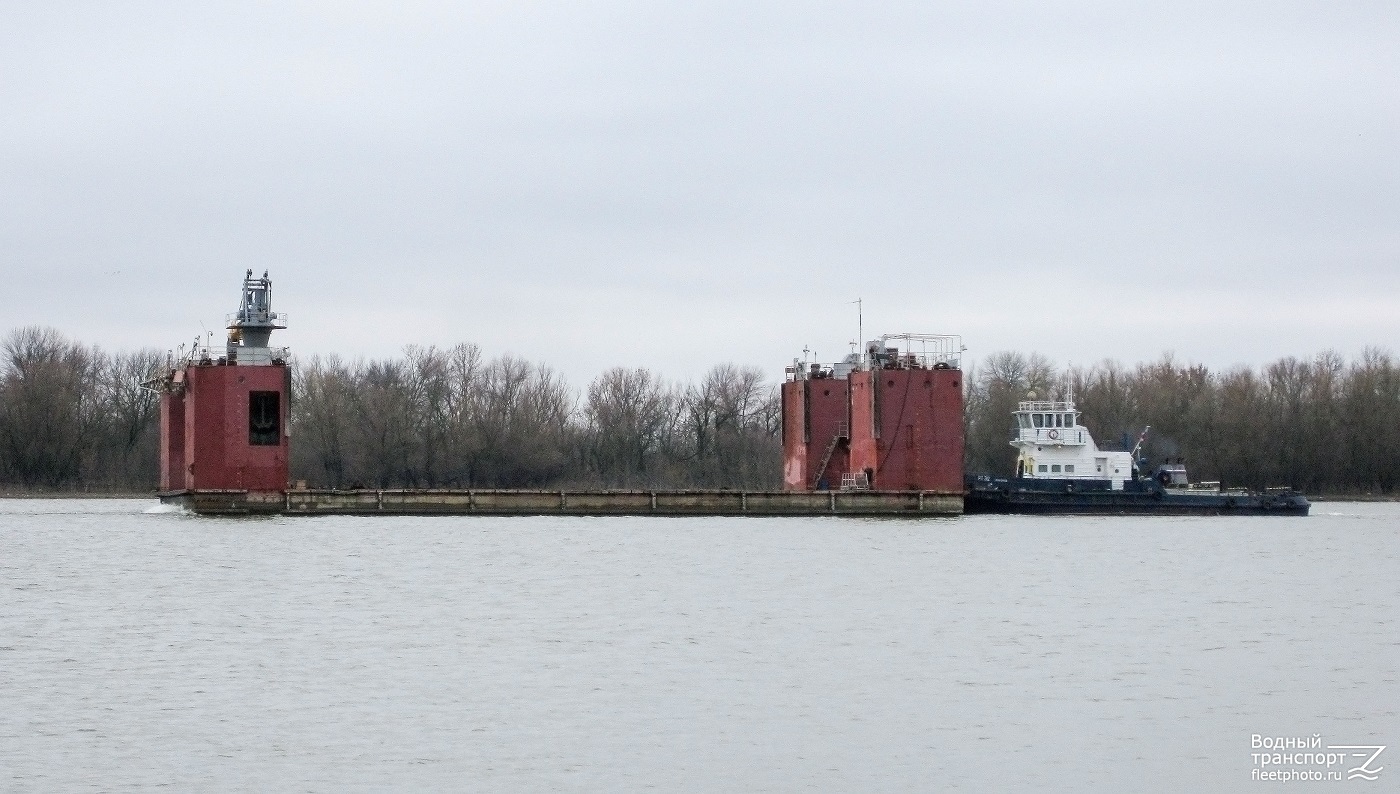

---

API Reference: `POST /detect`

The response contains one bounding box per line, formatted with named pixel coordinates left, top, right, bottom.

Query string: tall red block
left=781, top=380, right=807, bottom=489
left=156, top=269, right=290, bottom=495
left=158, top=363, right=289, bottom=492
left=159, top=385, right=186, bottom=491
left=782, top=336, right=965, bottom=493
left=782, top=377, right=851, bottom=490
left=182, top=365, right=289, bottom=491
left=847, top=367, right=963, bottom=492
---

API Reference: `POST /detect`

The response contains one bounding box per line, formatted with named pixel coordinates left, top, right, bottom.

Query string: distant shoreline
left=0, top=489, right=1395, bottom=502
left=1305, top=494, right=1400, bottom=502
left=0, top=490, right=158, bottom=500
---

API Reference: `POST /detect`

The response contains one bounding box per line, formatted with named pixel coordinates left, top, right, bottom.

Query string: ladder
left=810, top=422, right=849, bottom=489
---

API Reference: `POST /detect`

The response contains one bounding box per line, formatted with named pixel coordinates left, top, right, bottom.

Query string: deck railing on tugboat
left=1017, top=400, right=1076, bottom=412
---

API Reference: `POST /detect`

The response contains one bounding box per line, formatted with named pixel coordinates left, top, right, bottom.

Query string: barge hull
left=964, top=496, right=1309, bottom=516
left=160, top=488, right=963, bottom=516
left=964, top=478, right=1310, bottom=516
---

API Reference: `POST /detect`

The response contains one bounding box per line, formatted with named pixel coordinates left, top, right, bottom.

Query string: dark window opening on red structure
left=249, top=391, right=280, bottom=445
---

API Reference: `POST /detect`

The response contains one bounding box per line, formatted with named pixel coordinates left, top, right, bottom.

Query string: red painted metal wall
left=788, top=365, right=966, bottom=492
left=159, top=388, right=185, bottom=492
left=160, top=363, right=289, bottom=492
left=848, top=372, right=878, bottom=485
left=806, top=378, right=850, bottom=490
left=848, top=368, right=963, bottom=492
left=782, top=378, right=853, bottom=490
left=781, top=380, right=807, bottom=489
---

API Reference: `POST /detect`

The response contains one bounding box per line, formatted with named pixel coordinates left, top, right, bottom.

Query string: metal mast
left=225, top=270, right=287, bottom=365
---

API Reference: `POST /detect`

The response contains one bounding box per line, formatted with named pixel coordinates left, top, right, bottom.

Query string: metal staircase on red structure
left=810, top=422, right=849, bottom=489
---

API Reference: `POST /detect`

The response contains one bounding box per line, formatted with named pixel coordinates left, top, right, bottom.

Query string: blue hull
left=964, top=474, right=1310, bottom=516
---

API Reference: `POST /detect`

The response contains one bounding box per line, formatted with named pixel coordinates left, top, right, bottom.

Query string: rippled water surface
left=2, top=499, right=1397, bottom=791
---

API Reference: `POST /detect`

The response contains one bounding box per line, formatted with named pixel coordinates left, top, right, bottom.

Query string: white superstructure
left=1011, top=400, right=1137, bottom=490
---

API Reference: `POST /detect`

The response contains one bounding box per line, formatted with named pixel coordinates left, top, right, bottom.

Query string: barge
left=151, top=272, right=962, bottom=516
left=151, top=270, right=1304, bottom=518
left=159, top=487, right=962, bottom=516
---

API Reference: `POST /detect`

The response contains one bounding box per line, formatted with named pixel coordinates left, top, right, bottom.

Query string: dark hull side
left=964, top=475, right=1310, bottom=516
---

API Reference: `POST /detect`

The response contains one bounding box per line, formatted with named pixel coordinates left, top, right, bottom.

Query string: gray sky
left=3, top=2, right=1397, bottom=385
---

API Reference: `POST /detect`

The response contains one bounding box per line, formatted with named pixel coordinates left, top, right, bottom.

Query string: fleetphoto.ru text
left=1251, top=734, right=1385, bottom=782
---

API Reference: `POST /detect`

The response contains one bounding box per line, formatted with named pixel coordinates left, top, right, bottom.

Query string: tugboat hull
left=964, top=475, right=1310, bottom=516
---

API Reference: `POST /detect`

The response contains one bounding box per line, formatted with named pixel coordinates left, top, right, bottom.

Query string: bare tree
left=1343, top=347, right=1400, bottom=493
left=5, top=323, right=1395, bottom=496
left=965, top=351, right=1056, bottom=475
left=0, top=327, right=106, bottom=487
left=290, top=355, right=354, bottom=487
left=92, top=348, right=164, bottom=487
left=584, top=367, right=673, bottom=486
left=669, top=364, right=780, bottom=488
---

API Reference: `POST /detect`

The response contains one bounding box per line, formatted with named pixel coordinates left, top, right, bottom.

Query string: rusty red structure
left=155, top=271, right=290, bottom=495
left=783, top=334, right=964, bottom=493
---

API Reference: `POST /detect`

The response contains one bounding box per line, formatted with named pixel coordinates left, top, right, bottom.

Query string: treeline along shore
left=1, top=325, right=1397, bottom=495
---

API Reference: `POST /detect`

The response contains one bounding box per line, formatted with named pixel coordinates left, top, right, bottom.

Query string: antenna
left=850, top=297, right=863, bottom=368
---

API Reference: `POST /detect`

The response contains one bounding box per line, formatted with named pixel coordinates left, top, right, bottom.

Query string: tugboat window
left=249, top=391, right=280, bottom=445
left=1038, top=464, right=1048, bottom=473
left=1065, top=465, right=1074, bottom=473
left=1064, top=414, right=1074, bottom=426
left=1051, top=464, right=1061, bottom=473
left=1033, top=414, right=1044, bottom=428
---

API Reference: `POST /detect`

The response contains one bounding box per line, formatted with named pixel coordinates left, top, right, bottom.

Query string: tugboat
left=963, top=397, right=1310, bottom=515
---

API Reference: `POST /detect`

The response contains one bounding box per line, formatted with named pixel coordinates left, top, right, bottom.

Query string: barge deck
left=160, top=488, right=963, bottom=516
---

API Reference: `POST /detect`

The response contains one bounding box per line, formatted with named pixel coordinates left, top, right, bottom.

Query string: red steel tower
left=155, top=271, right=290, bottom=495
left=782, top=334, right=964, bottom=493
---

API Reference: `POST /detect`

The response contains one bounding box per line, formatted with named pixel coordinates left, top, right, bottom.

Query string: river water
left=1, top=499, right=1396, bottom=791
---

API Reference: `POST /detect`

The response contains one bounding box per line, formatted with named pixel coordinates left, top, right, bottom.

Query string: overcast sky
left=2, top=2, right=1396, bottom=385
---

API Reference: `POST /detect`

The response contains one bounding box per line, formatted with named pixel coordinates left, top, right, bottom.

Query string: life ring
left=1047, top=429, right=1059, bottom=440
